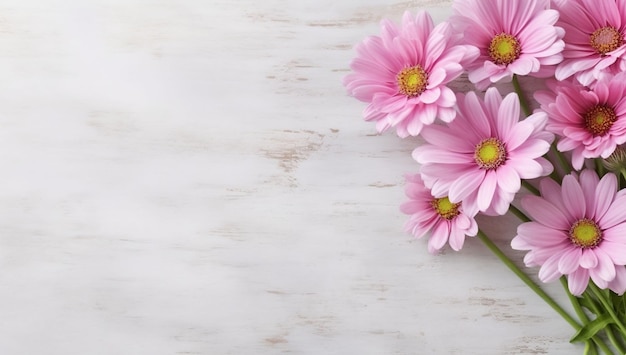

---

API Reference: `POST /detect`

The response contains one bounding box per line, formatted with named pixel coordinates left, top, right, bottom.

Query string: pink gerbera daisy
left=554, top=0, right=626, bottom=86
left=512, top=170, right=626, bottom=296
left=343, top=11, right=479, bottom=137
left=400, top=174, right=478, bottom=254
left=451, top=0, right=564, bottom=89
left=535, top=72, right=626, bottom=170
left=413, top=88, right=554, bottom=216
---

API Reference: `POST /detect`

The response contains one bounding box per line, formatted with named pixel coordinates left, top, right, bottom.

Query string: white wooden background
left=0, top=0, right=582, bottom=354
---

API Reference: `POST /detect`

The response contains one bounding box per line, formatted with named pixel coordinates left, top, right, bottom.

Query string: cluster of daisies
left=344, top=0, right=626, bottom=348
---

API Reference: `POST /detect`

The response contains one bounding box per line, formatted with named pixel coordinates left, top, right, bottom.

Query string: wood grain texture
left=0, top=0, right=581, bottom=354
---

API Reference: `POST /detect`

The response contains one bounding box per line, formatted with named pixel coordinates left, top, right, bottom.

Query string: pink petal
left=488, top=189, right=514, bottom=216
left=521, top=195, right=570, bottom=230
left=448, top=171, right=485, bottom=203
left=511, top=235, right=532, bottom=250
left=559, top=247, right=582, bottom=274
left=580, top=249, right=598, bottom=269
left=579, top=170, right=600, bottom=219
left=412, top=145, right=471, bottom=164
left=517, top=222, right=568, bottom=246
left=568, top=268, right=590, bottom=296
left=448, top=221, right=466, bottom=251
left=561, top=174, right=586, bottom=218
left=509, top=158, right=547, bottom=179
left=420, top=126, right=473, bottom=153
left=462, top=91, right=491, bottom=137
left=592, top=248, right=616, bottom=281
left=477, top=170, right=497, bottom=212
left=539, top=178, right=566, bottom=208
left=427, top=68, right=446, bottom=88
left=497, top=93, right=521, bottom=139
left=508, top=57, right=535, bottom=75
left=455, top=213, right=471, bottom=230
left=438, top=86, right=456, bottom=107
left=594, top=173, right=618, bottom=220
left=600, top=240, right=626, bottom=265
left=428, top=220, right=449, bottom=252
left=608, top=267, right=626, bottom=295
left=496, top=164, right=521, bottom=193
left=420, top=88, right=441, bottom=105
left=599, top=193, right=626, bottom=228
left=539, top=253, right=564, bottom=282
left=603, top=222, right=626, bottom=242
left=438, top=107, right=456, bottom=123
left=406, top=114, right=424, bottom=137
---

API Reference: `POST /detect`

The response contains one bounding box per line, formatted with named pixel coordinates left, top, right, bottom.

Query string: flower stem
left=561, top=278, right=615, bottom=354
left=522, top=180, right=540, bottom=196
left=619, top=168, right=626, bottom=186
left=476, top=230, right=580, bottom=329
left=581, top=288, right=625, bottom=354
left=512, top=75, right=532, bottom=117
left=551, top=142, right=572, bottom=177
left=561, top=278, right=590, bottom=322
left=606, top=325, right=626, bottom=354
left=595, top=158, right=607, bottom=177
left=509, top=204, right=531, bottom=222
left=589, top=283, right=626, bottom=337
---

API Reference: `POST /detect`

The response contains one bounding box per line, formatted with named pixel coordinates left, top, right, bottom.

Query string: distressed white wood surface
left=0, top=0, right=581, bottom=354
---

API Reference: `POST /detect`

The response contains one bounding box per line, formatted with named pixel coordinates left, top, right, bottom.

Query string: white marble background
left=0, top=0, right=582, bottom=354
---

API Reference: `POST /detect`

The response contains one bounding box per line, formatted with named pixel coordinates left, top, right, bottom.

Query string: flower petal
left=561, top=174, right=586, bottom=218
left=521, top=195, right=571, bottom=230
left=567, top=268, right=590, bottom=296
left=477, top=170, right=497, bottom=211
left=559, top=247, right=582, bottom=274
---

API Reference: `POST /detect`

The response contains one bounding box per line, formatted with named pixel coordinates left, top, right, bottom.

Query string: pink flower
left=343, top=11, right=479, bottom=137
left=554, top=0, right=626, bottom=86
left=413, top=88, right=553, bottom=216
left=400, top=174, right=478, bottom=254
left=535, top=72, right=626, bottom=170
left=451, top=0, right=564, bottom=89
left=512, top=170, right=626, bottom=296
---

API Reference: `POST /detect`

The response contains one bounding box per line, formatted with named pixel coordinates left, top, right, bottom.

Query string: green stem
left=589, top=283, right=626, bottom=337
left=619, top=168, right=626, bottom=186
left=595, top=159, right=607, bottom=177
left=521, top=180, right=540, bottom=196
left=512, top=75, right=532, bottom=117
left=478, top=231, right=621, bottom=352
left=509, top=204, right=531, bottom=223
left=561, top=278, right=590, bottom=323
left=477, top=230, right=580, bottom=330
left=582, top=289, right=625, bottom=354
left=551, top=143, right=572, bottom=177
left=561, top=278, right=614, bottom=354
left=607, top=325, right=626, bottom=354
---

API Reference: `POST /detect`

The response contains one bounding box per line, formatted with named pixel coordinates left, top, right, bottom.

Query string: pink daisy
left=535, top=72, right=626, bottom=170
left=451, top=0, right=564, bottom=89
left=343, top=11, right=479, bottom=137
left=400, top=174, right=478, bottom=254
left=554, top=0, right=626, bottom=86
left=512, top=170, right=626, bottom=296
left=413, top=88, right=554, bottom=216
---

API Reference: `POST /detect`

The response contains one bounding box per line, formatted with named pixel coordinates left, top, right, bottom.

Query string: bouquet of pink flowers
left=343, top=0, right=626, bottom=353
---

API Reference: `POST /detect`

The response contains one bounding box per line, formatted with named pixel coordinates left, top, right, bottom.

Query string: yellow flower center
left=590, top=26, right=623, bottom=55
left=431, top=197, right=460, bottom=220
left=397, top=65, right=428, bottom=97
left=489, top=33, right=521, bottom=65
left=569, top=218, right=602, bottom=249
left=474, top=137, right=507, bottom=170
left=584, top=105, right=617, bottom=136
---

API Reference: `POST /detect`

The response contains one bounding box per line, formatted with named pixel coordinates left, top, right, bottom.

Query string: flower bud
left=603, top=145, right=626, bottom=172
